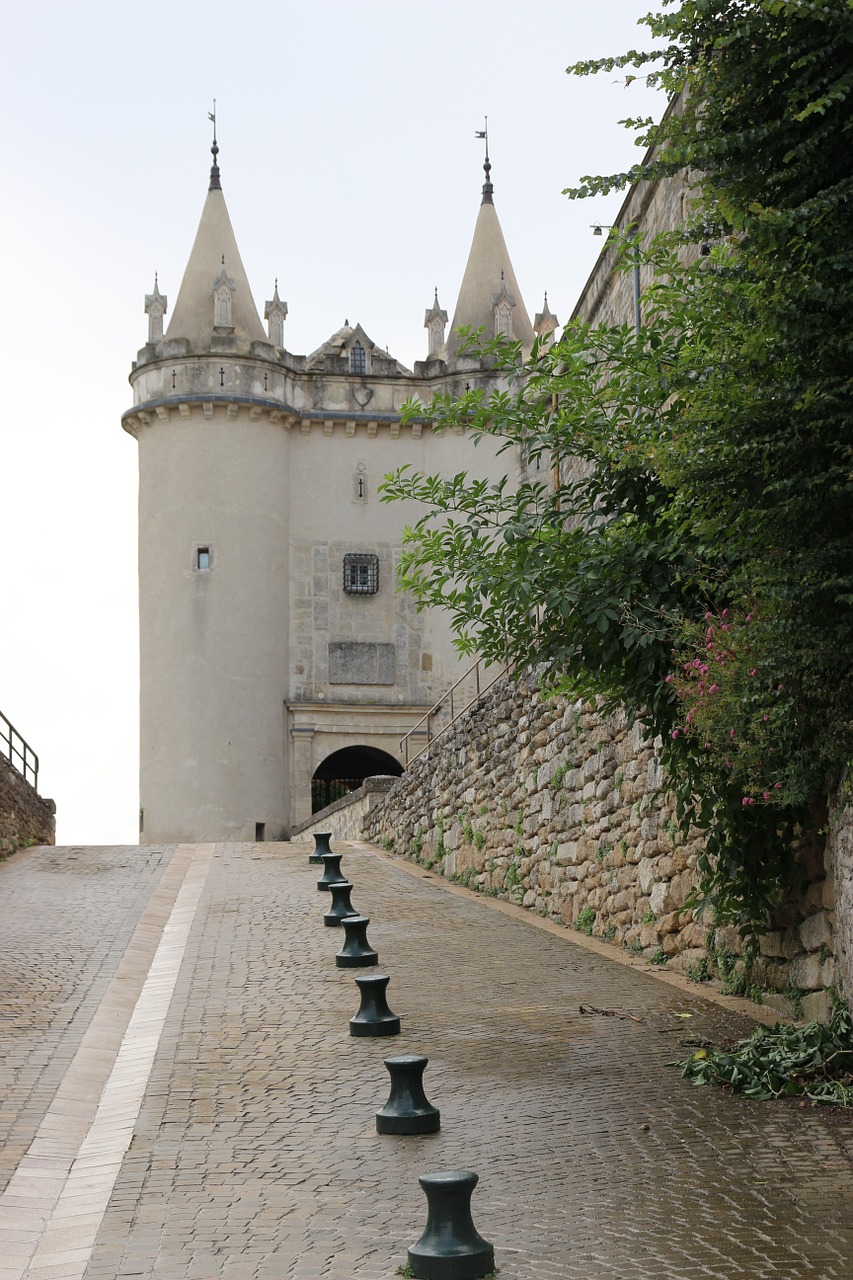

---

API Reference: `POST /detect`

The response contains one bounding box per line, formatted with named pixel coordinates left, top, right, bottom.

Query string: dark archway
left=311, top=745, right=403, bottom=813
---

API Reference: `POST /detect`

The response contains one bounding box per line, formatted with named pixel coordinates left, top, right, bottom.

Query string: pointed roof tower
left=446, top=125, right=535, bottom=364
left=165, top=118, right=266, bottom=351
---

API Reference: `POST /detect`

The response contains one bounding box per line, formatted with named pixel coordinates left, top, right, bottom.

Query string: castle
left=123, top=133, right=557, bottom=843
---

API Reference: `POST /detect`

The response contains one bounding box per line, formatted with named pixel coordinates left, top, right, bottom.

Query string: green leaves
left=381, top=0, right=853, bottom=932
left=673, top=1003, right=853, bottom=1104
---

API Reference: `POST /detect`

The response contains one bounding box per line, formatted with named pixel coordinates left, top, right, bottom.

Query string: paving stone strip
left=3, top=840, right=853, bottom=1279
left=0, top=844, right=213, bottom=1280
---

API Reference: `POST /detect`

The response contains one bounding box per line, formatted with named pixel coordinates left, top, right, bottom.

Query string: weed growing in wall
left=576, top=906, right=596, bottom=936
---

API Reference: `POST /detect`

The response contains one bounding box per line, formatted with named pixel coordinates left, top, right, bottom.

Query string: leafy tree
left=381, top=0, right=853, bottom=929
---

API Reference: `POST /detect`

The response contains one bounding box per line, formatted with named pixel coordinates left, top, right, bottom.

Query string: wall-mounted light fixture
left=590, top=223, right=642, bottom=336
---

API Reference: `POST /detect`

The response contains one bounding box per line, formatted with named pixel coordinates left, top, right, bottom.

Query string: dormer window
left=212, top=259, right=235, bottom=330
left=350, top=341, right=366, bottom=375
left=492, top=273, right=516, bottom=341
left=214, top=285, right=232, bottom=328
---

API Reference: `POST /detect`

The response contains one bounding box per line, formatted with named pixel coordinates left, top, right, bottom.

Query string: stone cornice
left=121, top=394, right=435, bottom=438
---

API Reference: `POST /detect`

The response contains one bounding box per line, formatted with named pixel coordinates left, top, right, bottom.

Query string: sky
left=0, top=0, right=665, bottom=845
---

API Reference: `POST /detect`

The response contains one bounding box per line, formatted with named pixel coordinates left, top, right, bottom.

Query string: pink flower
left=671, top=729, right=679, bottom=739
left=721, top=609, right=728, bottom=617
left=709, top=684, right=719, bottom=695
left=749, top=668, right=757, bottom=677
left=775, top=782, right=783, bottom=790
left=762, top=791, right=771, bottom=801
left=763, top=715, right=769, bottom=722
left=729, top=728, right=736, bottom=739
left=700, top=665, right=709, bottom=675
left=664, top=674, right=673, bottom=684
left=746, top=613, right=753, bottom=622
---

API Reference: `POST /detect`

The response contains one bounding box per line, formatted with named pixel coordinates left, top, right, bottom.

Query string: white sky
left=0, top=0, right=664, bottom=845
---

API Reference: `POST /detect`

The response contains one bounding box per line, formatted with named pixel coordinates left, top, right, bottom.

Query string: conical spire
left=446, top=145, right=534, bottom=364
left=166, top=134, right=265, bottom=350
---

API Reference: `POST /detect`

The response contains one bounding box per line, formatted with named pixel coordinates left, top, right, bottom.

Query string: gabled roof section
left=307, top=322, right=410, bottom=375
left=166, top=186, right=266, bottom=350
left=446, top=175, right=534, bottom=364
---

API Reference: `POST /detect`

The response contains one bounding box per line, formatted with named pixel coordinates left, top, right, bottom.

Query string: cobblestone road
left=2, top=839, right=853, bottom=1279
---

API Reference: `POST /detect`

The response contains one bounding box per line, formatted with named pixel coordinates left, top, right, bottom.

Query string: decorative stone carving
left=264, top=280, right=288, bottom=348
left=144, top=274, right=167, bottom=344
left=424, top=288, right=448, bottom=360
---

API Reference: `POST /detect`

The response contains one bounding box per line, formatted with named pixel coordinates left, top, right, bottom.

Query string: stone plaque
left=328, top=642, right=395, bottom=685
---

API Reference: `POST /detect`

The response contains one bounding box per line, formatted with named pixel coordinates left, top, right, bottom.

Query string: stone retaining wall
left=325, top=671, right=843, bottom=1022
left=292, top=775, right=398, bottom=845
left=0, top=755, right=55, bottom=857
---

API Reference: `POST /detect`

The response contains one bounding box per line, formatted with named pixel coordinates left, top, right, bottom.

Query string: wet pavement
left=1, top=838, right=852, bottom=1279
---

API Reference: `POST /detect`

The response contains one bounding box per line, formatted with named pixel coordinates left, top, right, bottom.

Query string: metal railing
left=0, top=711, right=39, bottom=791
left=311, top=777, right=364, bottom=813
left=400, top=657, right=509, bottom=767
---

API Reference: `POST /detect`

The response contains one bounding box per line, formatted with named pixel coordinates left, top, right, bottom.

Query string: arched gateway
left=311, top=746, right=402, bottom=813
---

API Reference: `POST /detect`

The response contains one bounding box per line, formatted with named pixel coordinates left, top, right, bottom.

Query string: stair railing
left=0, top=711, right=39, bottom=790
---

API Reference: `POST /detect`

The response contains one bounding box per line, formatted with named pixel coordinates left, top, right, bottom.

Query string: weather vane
left=207, top=100, right=221, bottom=190
left=475, top=116, right=492, bottom=202
left=474, top=116, right=489, bottom=165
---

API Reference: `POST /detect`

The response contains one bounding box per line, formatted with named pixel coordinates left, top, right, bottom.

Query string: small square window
left=343, top=552, right=379, bottom=595
left=197, top=546, right=211, bottom=571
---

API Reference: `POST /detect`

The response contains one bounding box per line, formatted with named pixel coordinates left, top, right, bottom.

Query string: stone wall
left=321, top=670, right=840, bottom=1022
left=0, top=755, right=55, bottom=856
left=827, top=779, right=853, bottom=1006
left=292, top=775, right=398, bottom=845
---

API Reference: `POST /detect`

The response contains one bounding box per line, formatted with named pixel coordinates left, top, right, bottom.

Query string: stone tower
left=124, top=133, right=545, bottom=842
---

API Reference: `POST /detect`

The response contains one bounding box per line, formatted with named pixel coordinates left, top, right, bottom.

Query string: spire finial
left=208, top=101, right=221, bottom=191
left=474, top=116, right=493, bottom=204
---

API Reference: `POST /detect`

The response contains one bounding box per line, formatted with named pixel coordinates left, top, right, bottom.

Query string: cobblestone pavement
left=2, top=840, right=853, bottom=1279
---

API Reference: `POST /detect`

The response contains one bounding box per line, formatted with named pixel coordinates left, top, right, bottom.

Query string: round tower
left=123, top=135, right=293, bottom=843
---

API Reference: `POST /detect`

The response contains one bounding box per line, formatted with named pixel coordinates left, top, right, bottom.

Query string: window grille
left=343, top=552, right=379, bottom=595
left=350, top=341, right=366, bottom=375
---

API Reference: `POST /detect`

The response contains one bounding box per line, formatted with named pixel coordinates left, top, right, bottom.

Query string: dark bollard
left=349, top=973, right=401, bottom=1037
left=376, top=1055, right=440, bottom=1135
left=336, top=915, right=379, bottom=968
left=309, top=831, right=333, bottom=864
left=323, top=880, right=358, bottom=927
left=407, top=1170, right=494, bottom=1280
left=317, top=851, right=347, bottom=891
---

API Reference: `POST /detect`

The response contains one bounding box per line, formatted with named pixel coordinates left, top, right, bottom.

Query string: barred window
left=343, top=552, right=379, bottom=595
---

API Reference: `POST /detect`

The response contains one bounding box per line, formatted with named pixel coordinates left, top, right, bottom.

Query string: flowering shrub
left=667, top=609, right=796, bottom=810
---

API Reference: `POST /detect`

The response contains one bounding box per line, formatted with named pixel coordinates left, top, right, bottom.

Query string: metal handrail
left=0, top=710, right=39, bottom=791
left=400, top=658, right=509, bottom=767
